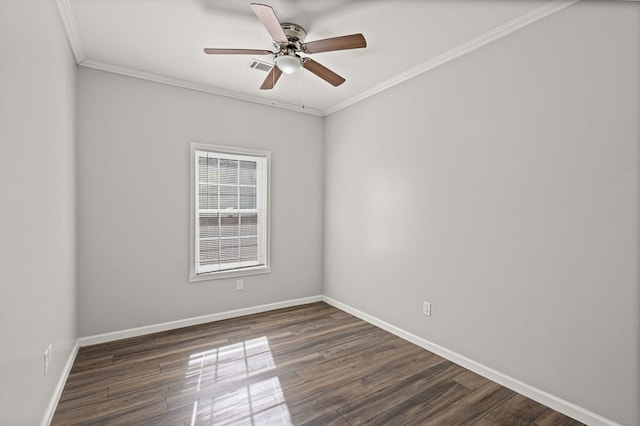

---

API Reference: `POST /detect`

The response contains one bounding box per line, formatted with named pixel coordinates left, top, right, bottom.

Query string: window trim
left=189, top=142, right=271, bottom=282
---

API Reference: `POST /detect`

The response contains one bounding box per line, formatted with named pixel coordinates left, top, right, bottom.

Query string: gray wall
left=324, top=2, right=639, bottom=425
left=77, top=68, right=324, bottom=336
left=0, top=0, right=78, bottom=424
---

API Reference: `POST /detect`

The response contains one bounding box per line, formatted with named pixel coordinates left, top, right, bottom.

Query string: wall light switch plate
left=423, top=301, right=432, bottom=317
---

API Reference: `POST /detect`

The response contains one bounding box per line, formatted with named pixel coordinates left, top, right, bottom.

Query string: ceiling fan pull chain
left=272, top=66, right=276, bottom=106
left=301, top=66, right=305, bottom=110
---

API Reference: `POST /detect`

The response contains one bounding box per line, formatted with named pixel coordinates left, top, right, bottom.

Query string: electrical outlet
left=236, top=279, right=244, bottom=290
left=43, top=344, right=52, bottom=376
left=422, top=301, right=432, bottom=317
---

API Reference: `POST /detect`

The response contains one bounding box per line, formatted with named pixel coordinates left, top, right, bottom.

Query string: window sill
left=189, top=265, right=271, bottom=283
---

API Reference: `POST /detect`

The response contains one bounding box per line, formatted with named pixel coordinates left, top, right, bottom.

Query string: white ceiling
left=58, top=0, right=579, bottom=115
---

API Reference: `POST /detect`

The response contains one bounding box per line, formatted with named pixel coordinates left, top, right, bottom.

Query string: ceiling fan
left=204, top=3, right=367, bottom=90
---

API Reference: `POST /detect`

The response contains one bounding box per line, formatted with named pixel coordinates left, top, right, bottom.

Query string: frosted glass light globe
left=275, top=55, right=301, bottom=74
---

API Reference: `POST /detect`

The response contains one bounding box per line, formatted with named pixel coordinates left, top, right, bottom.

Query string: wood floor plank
left=74, top=400, right=168, bottom=426
left=163, top=356, right=315, bottom=411
left=300, top=409, right=350, bottom=426
left=278, top=348, right=401, bottom=405
left=270, top=321, right=373, bottom=360
left=59, top=362, right=161, bottom=401
left=69, top=354, right=114, bottom=372
left=144, top=375, right=297, bottom=425
left=474, top=393, right=549, bottom=426
left=362, top=380, right=472, bottom=425
left=247, top=304, right=339, bottom=334
left=113, top=336, right=230, bottom=366
left=163, top=395, right=282, bottom=425
left=286, top=380, right=371, bottom=425
left=66, top=357, right=160, bottom=384
left=319, top=327, right=396, bottom=359
left=360, top=348, right=450, bottom=393
left=76, top=336, right=156, bottom=360
left=533, top=408, right=586, bottom=426
left=52, top=302, right=585, bottom=426
left=452, top=368, right=491, bottom=390
left=55, top=388, right=108, bottom=412
left=153, top=325, right=253, bottom=348
left=295, top=342, right=399, bottom=382
left=338, top=361, right=466, bottom=425
left=51, top=385, right=168, bottom=425
left=418, top=381, right=516, bottom=425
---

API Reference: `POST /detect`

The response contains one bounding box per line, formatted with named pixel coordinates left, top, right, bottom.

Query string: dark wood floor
left=52, top=302, right=584, bottom=425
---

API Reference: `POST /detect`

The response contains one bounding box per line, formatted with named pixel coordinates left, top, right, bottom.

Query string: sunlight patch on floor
left=186, top=337, right=293, bottom=425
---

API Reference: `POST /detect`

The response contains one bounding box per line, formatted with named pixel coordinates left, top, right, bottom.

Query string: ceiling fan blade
left=302, top=33, right=366, bottom=54
left=260, top=65, right=283, bottom=90
left=204, top=48, right=273, bottom=55
left=250, top=3, right=288, bottom=44
left=302, top=58, right=345, bottom=87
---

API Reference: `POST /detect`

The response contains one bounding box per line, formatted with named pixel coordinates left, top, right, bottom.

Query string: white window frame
left=189, top=142, right=271, bottom=282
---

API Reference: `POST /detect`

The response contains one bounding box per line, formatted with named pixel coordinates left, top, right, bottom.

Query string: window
left=190, top=143, right=270, bottom=281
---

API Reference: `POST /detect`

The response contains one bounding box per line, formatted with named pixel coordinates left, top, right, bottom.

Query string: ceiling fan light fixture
left=203, top=3, right=367, bottom=90
left=275, top=54, right=301, bottom=74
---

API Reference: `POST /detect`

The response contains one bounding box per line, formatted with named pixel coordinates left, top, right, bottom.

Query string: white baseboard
left=78, top=295, right=323, bottom=347
left=321, top=296, right=620, bottom=426
left=41, top=339, right=80, bottom=426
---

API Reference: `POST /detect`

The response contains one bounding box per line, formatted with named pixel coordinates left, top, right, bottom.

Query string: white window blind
left=191, top=145, right=269, bottom=279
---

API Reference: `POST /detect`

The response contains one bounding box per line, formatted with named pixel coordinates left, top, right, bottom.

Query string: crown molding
left=58, top=0, right=581, bottom=117
left=79, top=59, right=324, bottom=116
left=56, top=0, right=85, bottom=63
left=324, top=0, right=581, bottom=116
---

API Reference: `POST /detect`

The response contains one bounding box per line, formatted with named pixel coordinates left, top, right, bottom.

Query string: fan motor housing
left=280, top=23, right=307, bottom=45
